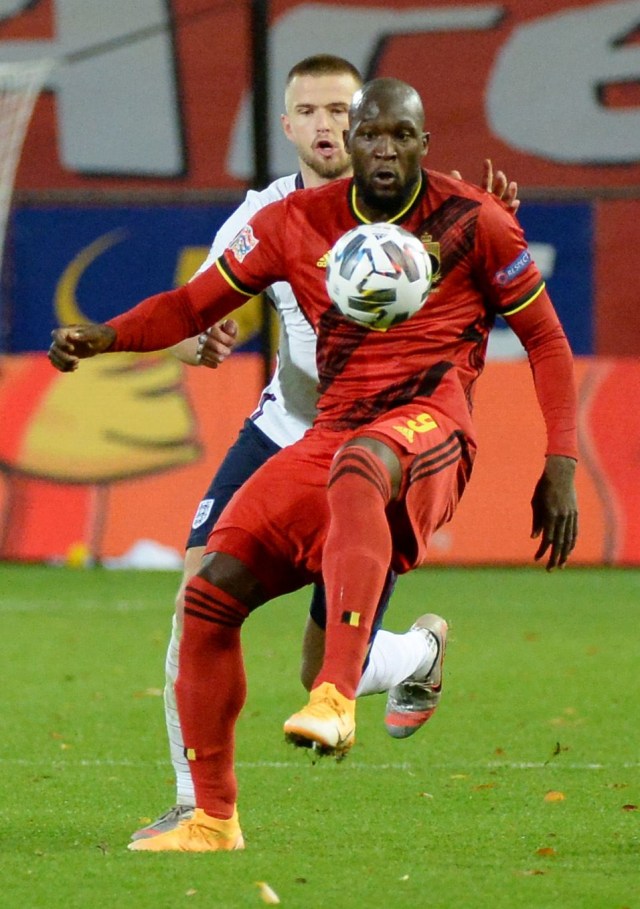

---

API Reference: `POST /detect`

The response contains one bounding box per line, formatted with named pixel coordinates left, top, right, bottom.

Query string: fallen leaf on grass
left=544, top=791, right=566, bottom=802
left=185, top=889, right=197, bottom=896
left=517, top=869, right=545, bottom=876
left=256, top=881, right=280, bottom=904
left=621, top=804, right=638, bottom=811
left=399, top=874, right=410, bottom=881
left=418, top=791, right=433, bottom=799
left=472, top=783, right=496, bottom=791
left=536, top=847, right=557, bottom=857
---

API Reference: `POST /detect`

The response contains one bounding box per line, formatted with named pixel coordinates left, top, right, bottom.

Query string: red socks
left=315, top=445, right=393, bottom=698
left=176, top=574, right=249, bottom=818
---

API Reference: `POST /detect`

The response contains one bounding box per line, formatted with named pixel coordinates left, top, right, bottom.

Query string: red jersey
left=109, top=170, right=577, bottom=458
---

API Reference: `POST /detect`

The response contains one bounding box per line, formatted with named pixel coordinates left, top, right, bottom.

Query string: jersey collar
left=349, top=170, right=425, bottom=224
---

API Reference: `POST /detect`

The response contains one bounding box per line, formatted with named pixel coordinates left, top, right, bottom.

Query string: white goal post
left=0, top=58, right=56, bottom=310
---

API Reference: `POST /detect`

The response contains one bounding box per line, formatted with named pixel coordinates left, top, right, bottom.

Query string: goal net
left=0, top=58, right=55, bottom=344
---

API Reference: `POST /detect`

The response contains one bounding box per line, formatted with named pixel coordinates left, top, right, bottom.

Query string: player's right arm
left=49, top=201, right=288, bottom=371
left=169, top=191, right=267, bottom=367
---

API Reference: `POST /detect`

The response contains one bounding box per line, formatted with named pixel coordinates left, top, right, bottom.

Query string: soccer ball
left=325, top=222, right=432, bottom=330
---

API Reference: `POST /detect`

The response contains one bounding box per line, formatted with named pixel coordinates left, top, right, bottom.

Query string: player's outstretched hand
left=450, top=158, right=520, bottom=214
left=48, top=324, right=116, bottom=372
left=530, top=454, right=578, bottom=570
left=195, top=319, right=239, bottom=369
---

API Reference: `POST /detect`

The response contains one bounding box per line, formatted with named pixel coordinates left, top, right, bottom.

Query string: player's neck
left=298, top=161, right=353, bottom=190
left=352, top=172, right=424, bottom=223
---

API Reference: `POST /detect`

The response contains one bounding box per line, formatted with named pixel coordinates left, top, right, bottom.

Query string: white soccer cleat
left=384, top=614, right=448, bottom=739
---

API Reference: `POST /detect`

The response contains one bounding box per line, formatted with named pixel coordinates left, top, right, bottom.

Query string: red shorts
left=206, top=399, right=476, bottom=599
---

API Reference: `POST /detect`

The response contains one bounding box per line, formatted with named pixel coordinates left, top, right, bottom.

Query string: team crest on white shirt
left=228, top=225, right=258, bottom=262
left=192, top=498, right=214, bottom=529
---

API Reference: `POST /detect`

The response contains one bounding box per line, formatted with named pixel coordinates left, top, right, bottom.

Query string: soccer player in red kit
left=49, top=78, right=578, bottom=853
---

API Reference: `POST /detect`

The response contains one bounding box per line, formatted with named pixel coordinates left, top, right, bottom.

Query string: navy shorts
left=186, top=418, right=394, bottom=637
left=186, top=418, right=281, bottom=549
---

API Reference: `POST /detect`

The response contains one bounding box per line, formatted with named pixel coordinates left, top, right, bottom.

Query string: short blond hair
left=285, top=55, right=362, bottom=90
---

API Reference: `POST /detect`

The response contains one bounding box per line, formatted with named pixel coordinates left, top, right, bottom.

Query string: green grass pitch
left=1, top=564, right=638, bottom=909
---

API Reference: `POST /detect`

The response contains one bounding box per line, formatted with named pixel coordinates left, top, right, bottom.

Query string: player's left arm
left=505, top=289, right=578, bottom=570
left=477, top=199, right=578, bottom=570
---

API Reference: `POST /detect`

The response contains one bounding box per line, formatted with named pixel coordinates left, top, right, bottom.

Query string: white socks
left=164, top=614, right=196, bottom=807
left=356, top=626, right=438, bottom=697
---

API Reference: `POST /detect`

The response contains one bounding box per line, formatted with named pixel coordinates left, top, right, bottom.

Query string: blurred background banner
left=0, top=0, right=638, bottom=565
left=0, top=0, right=638, bottom=192
left=1, top=354, right=638, bottom=566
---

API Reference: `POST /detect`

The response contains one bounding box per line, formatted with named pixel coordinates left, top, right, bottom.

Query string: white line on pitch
left=1, top=757, right=638, bottom=770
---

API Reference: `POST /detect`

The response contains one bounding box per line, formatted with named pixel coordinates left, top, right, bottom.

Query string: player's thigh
left=208, top=442, right=332, bottom=593
left=185, top=419, right=281, bottom=551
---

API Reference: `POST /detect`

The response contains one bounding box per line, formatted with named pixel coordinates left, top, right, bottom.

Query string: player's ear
left=281, top=112, right=293, bottom=141
left=422, top=132, right=430, bottom=157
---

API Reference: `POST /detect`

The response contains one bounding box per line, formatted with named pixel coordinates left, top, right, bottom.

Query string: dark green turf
left=1, top=565, right=638, bottom=908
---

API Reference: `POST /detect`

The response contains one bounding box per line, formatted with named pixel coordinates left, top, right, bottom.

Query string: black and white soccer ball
left=325, top=222, right=432, bottom=330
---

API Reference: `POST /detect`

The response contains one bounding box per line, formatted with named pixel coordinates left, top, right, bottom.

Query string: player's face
left=282, top=73, right=360, bottom=184
left=347, top=93, right=429, bottom=216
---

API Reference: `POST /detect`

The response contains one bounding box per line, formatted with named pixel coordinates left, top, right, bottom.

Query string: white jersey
left=195, top=174, right=319, bottom=448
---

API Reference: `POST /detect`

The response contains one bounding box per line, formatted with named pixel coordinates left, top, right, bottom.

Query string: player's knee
left=177, top=545, right=206, bottom=620
left=198, top=551, right=268, bottom=611
left=331, top=437, right=401, bottom=499
left=174, top=579, right=187, bottom=624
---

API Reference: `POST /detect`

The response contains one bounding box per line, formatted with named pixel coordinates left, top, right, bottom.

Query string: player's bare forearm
left=530, top=454, right=578, bottom=570
left=170, top=320, right=239, bottom=368
left=48, top=324, right=116, bottom=372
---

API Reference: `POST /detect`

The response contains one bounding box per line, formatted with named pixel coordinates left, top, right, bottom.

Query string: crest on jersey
left=419, top=232, right=441, bottom=284
left=192, top=498, right=214, bottom=529
left=228, top=225, right=258, bottom=263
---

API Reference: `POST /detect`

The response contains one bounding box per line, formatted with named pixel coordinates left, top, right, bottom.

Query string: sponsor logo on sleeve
left=228, top=225, right=258, bottom=262
left=494, top=249, right=532, bottom=286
